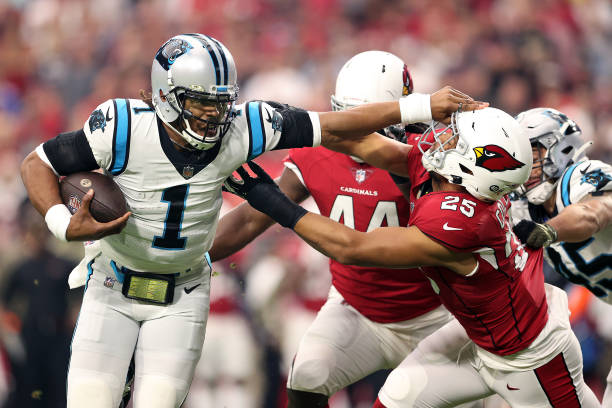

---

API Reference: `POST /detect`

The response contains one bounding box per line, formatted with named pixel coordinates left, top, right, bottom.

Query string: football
left=60, top=172, right=128, bottom=223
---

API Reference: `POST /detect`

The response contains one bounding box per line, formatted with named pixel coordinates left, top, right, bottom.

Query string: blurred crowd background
left=0, top=0, right=611, bottom=407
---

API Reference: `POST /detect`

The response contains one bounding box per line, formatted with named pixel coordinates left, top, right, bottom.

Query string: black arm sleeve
left=265, top=101, right=314, bottom=150
left=42, top=129, right=99, bottom=175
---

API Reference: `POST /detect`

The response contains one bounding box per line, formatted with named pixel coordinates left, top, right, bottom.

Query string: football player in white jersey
left=20, top=33, right=481, bottom=408
left=510, top=107, right=612, bottom=406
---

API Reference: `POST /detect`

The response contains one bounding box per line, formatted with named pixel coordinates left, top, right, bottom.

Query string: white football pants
left=287, top=285, right=453, bottom=396
left=377, top=286, right=600, bottom=408
left=67, top=256, right=211, bottom=408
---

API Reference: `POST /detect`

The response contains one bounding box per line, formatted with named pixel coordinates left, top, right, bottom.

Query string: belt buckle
left=121, top=272, right=175, bottom=305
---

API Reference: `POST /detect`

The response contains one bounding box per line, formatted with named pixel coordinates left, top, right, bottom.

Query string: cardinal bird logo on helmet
left=473, top=145, right=525, bottom=172
left=402, top=64, right=413, bottom=96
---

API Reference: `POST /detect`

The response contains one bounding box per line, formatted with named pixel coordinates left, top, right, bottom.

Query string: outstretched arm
left=210, top=167, right=310, bottom=262
left=292, top=213, right=476, bottom=275
left=317, top=86, right=486, bottom=176
left=222, top=161, right=477, bottom=275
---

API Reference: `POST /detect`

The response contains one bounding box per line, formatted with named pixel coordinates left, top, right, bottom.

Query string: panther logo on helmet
left=155, top=39, right=193, bottom=71
left=473, top=145, right=526, bottom=172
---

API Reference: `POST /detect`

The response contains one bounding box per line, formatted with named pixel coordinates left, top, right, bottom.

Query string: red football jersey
left=286, top=146, right=441, bottom=323
left=406, top=145, right=548, bottom=355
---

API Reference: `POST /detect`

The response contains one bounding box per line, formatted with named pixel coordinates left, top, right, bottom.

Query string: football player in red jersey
left=210, top=51, right=456, bottom=408
left=223, top=105, right=601, bottom=407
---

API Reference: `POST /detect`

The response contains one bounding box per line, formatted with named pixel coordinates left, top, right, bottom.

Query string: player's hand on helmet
left=512, top=220, right=558, bottom=248
left=66, top=189, right=131, bottom=241
left=223, top=161, right=307, bottom=228
left=430, top=86, right=488, bottom=124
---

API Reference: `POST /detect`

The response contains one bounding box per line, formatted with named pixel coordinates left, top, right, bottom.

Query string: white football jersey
left=53, top=98, right=321, bottom=273
left=511, top=159, right=612, bottom=304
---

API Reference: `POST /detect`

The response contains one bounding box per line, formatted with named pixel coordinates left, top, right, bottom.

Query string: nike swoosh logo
left=580, top=163, right=591, bottom=175
left=184, top=284, right=201, bottom=294
left=506, top=384, right=520, bottom=391
left=265, top=108, right=272, bottom=123
left=105, top=107, right=113, bottom=122
left=443, top=222, right=463, bottom=231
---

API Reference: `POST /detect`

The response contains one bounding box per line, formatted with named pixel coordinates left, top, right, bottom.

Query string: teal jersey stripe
left=248, top=102, right=264, bottom=159
left=205, top=252, right=212, bottom=267
left=110, top=99, right=130, bottom=175
left=84, top=259, right=95, bottom=291
left=560, top=162, right=581, bottom=207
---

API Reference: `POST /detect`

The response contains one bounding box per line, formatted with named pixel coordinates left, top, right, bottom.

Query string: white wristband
left=45, top=204, right=72, bottom=241
left=399, top=93, right=432, bottom=124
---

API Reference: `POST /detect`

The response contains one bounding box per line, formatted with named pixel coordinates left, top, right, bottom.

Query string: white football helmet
left=331, top=50, right=413, bottom=111
left=515, top=108, right=590, bottom=204
left=151, top=33, right=239, bottom=150
left=419, top=107, right=532, bottom=202
left=331, top=51, right=413, bottom=163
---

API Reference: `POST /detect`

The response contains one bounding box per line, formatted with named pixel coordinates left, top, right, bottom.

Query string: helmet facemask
left=419, top=113, right=468, bottom=173
left=164, top=86, right=237, bottom=150
left=517, top=142, right=558, bottom=204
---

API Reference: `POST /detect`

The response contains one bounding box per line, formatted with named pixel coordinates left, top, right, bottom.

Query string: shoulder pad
left=557, top=160, right=612, bottom=210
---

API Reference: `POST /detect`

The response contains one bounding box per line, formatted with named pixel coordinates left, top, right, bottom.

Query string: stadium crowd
left=0, top=0, right=610, bottom=407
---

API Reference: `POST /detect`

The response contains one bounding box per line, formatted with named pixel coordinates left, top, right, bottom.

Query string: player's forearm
left=324, top=133, right=412, bottom=176
left=20, top=151, right=62, bottom=216
left=358, top=137, right=412, bottom=176
left=209, top=202, right=276, bottom=262
left=317, top=88, right=486, bottom=143
left=548, top=197, right=612, bottom=242
left=318, top=101, right=401, bottom=142
left=293, top=213, right=368, bottom=265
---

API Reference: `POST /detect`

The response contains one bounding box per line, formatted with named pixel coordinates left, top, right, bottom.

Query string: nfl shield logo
left=351, top=168, right=373, bottom=184
left=104, top=276, right=115, bottom=288
left=355, top=169, right=366, bottom=183
left=68, top=195, right=82, bottom=213
left=182, top=165, right=194, bottom=179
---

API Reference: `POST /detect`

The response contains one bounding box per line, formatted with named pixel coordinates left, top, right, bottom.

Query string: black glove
left=223, top=161, right=307, bottom=229
left=385, top=125, right=416, bottom=186
left=513, top=220, right=558, bottom=248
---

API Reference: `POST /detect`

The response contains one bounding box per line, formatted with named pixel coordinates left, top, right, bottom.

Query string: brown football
left=60, top=172, right=128, bottom=223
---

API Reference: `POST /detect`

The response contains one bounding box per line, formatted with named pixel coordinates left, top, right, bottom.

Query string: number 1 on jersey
left=153, top=185, right=189, bottom=250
